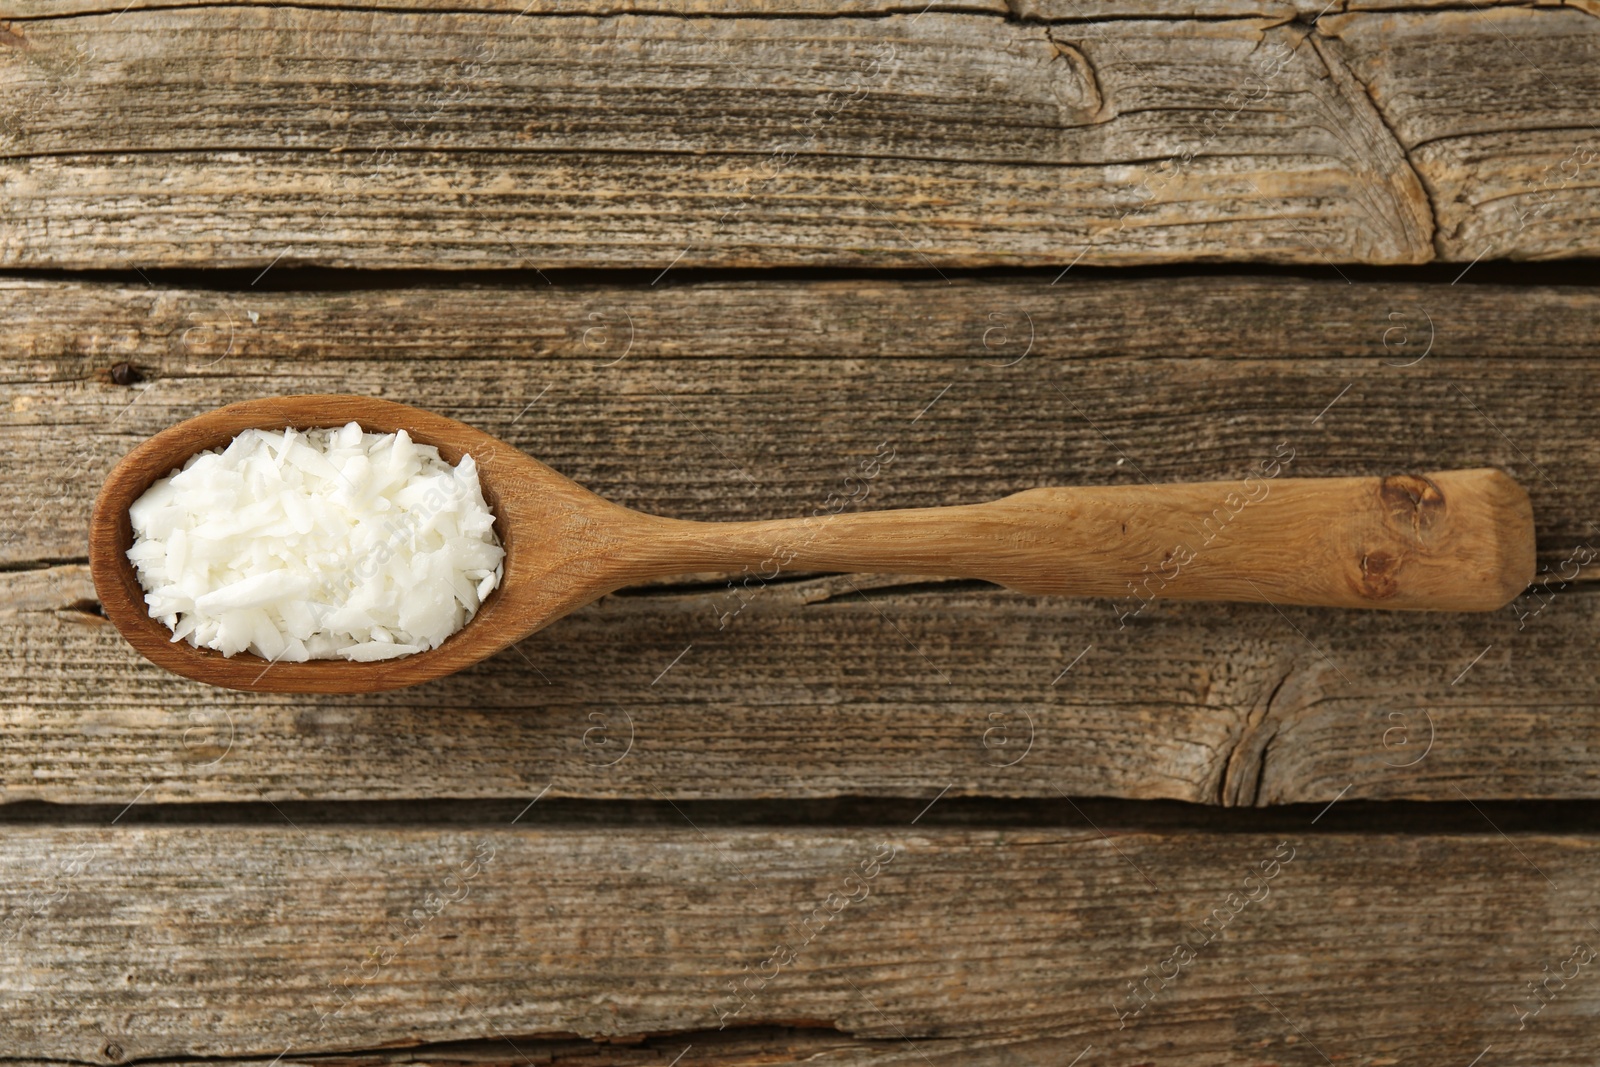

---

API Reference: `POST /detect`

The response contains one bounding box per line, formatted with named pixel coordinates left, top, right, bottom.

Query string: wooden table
left=3, top=2, right=1598, bottom=1063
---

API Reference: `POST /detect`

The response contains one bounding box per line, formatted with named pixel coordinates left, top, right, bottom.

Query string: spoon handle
left=620, top=469, right=1533, bottom=612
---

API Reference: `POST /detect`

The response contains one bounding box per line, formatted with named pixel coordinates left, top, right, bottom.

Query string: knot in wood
left=109, top=362, right=143, bottom=386
left=1358, top=549, right=1401, bottom=600
left=1378, top=473, right=1445, bottom=539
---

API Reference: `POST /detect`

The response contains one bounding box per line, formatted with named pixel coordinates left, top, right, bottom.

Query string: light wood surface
left=624, top=467, right=1534, bottom=609
left=7, top=5, right=1596, bottom=268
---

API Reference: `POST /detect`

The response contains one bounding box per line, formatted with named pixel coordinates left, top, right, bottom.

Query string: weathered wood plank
left=3, top=276, right=1593, bottom=568
left=1319, top=8, right=1600, bottom=261
left=11, top=5, right=1599, bottom=269
left=1018, top=0, right=1567, bottom=15
left=2, top=824, right=1596, bottom=1062
left=0, top=8, right=1438, bottom=268
left=0, top=1032, right=1142, bottom=1067
left=0, top=0, right=1555, bottom=27
left=3, top=276, right=1596, bottom=807
left=1, top=0, right=1007, bottom=13
left=6, top=559, right=1599, bottom=806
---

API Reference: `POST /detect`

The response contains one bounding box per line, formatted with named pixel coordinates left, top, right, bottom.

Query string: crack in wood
left=1306, top=31, right=1438, bottom=262
left=9, top=7, right=1583, bottom=267
left=1218, top=666, right=1290, bottom=806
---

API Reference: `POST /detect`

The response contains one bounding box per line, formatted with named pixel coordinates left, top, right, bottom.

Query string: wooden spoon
left=90, top=394, right=1536, bottom=693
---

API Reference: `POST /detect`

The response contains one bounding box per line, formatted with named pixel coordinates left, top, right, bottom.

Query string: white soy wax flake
left=127, top=422, right=505, bottom=662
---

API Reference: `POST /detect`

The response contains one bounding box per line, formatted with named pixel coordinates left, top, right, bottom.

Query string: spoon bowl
left=91, top=395, right=1537, bottom=693
left=90, top=395, right=649, bottom=692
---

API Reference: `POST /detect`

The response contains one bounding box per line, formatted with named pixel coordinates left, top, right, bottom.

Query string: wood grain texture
left=3, top=275, right=1597, bottom=806
left=7, top=4, right=1596, bottom=268
left=631, top=468, right=1536, bottom=608
left=3, top=276, right=1593, bottom=569
left=3, top=8, right=1595, bottom=1060
left=1016, top=0, right=1570, bottom=15
left=0, top=0, right=1009, bottom=13
left=0, top=0, right=1553, bottom=15
left=0, top=7, right=1440, bottom=268
left=1318, top=8, right=1600, bottom=261
left=8, top=557, right=1600, bottom=806
left=2, top=824, right=1597, bottom=1063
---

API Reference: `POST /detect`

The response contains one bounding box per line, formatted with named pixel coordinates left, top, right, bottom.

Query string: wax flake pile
left=127, top=422, right=504, bottom=662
